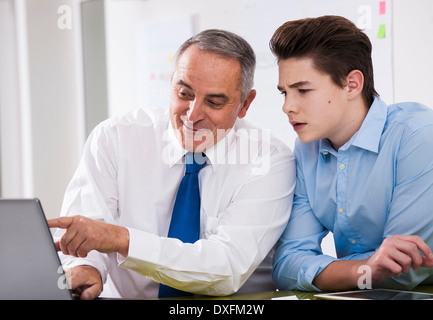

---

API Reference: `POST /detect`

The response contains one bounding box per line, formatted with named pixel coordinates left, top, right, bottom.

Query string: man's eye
left=178, top=90, right=193, bottom=100
left=206, top=99, right=225, bottom=109
left=207, top=100, right=221, bottom=106
left=299, top=89, right=311, bottom=94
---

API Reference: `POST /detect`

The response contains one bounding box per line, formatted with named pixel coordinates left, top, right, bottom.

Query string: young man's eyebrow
left=289, top=81, right=312, bottom=88
left=277, top=81, right=312, bottom=92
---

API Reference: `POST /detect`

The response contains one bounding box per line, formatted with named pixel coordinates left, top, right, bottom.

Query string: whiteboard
left=136, top=15, right=193, bottom=110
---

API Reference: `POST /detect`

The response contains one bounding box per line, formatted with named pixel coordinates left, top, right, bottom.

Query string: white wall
left=393, top=0, right=433, bottom=106
left=25, top=0, right=85, bottom=219
left=0, top=0, right=84, bottom=219
left=0, top=0, right=24, bottom=197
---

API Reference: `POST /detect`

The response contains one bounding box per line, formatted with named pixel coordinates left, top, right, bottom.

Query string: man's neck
left=330, top=99, right=370, bottom=151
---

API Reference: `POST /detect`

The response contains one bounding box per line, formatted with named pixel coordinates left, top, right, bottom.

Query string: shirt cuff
left=297, top=255, right=336, bottom=292
left=118, top=227, right=161, bottom=275
left=59, top=250, right=110, bottom=284
left=339, top=251, right=375, bottom=261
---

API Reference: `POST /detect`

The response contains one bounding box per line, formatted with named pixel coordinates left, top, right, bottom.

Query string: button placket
left=336, top=151, right=348, bottom=217
left=334, top=149, right=361, bottom=249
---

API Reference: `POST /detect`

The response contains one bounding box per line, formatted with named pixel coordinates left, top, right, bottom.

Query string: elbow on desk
left=271, top=263, right=299, bottom=292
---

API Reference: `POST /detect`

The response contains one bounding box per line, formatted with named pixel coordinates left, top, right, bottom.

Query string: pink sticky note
left=379, top=1, right=386, bottom=15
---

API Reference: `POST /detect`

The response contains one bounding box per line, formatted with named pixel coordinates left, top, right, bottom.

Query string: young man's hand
left=313, top=235, right=433, bottom=291
left=366, top=235, right=433, bottom=284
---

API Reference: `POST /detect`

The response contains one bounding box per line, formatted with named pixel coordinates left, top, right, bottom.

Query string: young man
left=48, top=29, right=295, bottom=299
left=270, top=15, right=433, bottom=292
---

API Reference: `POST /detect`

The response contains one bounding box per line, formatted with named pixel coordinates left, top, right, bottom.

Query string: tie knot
left=185, top=153, right=206, bottom=174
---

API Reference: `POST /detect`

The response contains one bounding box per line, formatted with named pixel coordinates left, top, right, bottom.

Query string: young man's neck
left=329, top=99, right=370, bottom=151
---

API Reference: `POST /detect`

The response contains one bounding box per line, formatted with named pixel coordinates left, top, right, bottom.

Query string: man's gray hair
left=174, top=29, right=256, bottom=101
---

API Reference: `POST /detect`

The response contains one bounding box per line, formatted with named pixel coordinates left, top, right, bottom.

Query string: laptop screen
left=0, top=198, right=73, bottom=300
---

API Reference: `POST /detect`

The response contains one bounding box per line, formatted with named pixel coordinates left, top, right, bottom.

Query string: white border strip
left=14, top=0, right=34, bottom=197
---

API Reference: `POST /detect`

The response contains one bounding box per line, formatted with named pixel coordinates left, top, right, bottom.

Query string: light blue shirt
left=273, top=97, right=433, bottom=291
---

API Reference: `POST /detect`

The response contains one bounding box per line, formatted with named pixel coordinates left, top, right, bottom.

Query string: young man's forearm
left=312, top=260, right=365, bottom=291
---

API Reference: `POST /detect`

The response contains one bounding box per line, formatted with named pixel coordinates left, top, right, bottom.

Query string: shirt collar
left=202, top=127, right=235, bottom=172
left=350, top=96, right=388, bottom=153
left=319, top=96, right=388, bottom=157
left=163, top=122, right=186, bottom=167
left=319, top=139, right=336, bottom=159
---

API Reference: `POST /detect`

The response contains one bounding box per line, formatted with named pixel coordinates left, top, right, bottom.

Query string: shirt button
left=322, top=151, right=329, bottom=155
left=350, top=239, right=357, bottom=244
left=339, top=163, right=346, bottom=170
left=338, top=207, right=344, bottom=214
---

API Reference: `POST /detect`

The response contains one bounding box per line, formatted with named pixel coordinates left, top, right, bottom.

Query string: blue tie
left=158, top=152, right=206, bottom=298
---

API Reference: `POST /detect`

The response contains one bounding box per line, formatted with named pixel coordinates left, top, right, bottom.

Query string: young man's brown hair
left=270, top=15, right=379, bottom=107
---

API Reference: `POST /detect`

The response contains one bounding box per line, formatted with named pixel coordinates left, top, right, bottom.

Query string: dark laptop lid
left=0, top=198, right=73, bottom=300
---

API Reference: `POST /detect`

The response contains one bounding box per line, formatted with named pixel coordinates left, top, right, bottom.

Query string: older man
left=49, top=29, right=295, bottom=299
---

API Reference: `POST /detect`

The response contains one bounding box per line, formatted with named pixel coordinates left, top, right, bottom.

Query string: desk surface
left=182, top=285, right=433, bottom=300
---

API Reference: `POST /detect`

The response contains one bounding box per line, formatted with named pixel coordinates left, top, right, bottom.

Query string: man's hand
left=66, top=265, right=103, bottom=300
left=313, top=235, right=433, bottom=291
left=366, top=235, right=433, bottom=284
left=48, top=215, right=129, bottom=258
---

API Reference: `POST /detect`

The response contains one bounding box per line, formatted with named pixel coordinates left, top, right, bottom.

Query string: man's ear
left=346, top=70, right=364, bottom=101
left=238, top=89, right=256, bottom=119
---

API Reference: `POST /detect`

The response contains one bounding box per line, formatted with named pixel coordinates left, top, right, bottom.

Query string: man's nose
left=282, top=95, right=298, bottom=115
left=187, top=99, right=205, bottom=123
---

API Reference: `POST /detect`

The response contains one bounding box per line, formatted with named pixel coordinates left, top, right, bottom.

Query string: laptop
left=0, top=198, right=73, bottom=300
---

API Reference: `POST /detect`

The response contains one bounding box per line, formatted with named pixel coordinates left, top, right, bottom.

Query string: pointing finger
left=47, top=216, right=74, bottom=229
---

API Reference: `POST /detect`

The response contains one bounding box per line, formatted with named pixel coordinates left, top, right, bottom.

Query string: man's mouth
left=183, top=123, right=195, bottom=131
left=290, top=121, right=307, bottom=131
left=182, top=120, right=197, bottom=132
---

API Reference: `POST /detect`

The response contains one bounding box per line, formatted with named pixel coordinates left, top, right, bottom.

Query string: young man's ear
left=238, top=89, right=256, bottom=119
left=346, top=70, right=364, bottom=100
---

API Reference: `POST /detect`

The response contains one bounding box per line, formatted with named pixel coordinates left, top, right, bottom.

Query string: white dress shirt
left=55, top=107, right=295, bottom=299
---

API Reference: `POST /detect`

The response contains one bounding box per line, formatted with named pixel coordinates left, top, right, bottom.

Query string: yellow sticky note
left=377, top=24, right=386, bottom=38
